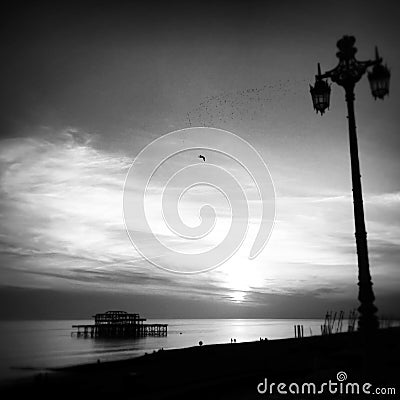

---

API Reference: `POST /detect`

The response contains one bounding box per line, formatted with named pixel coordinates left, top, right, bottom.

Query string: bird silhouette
left=184, top=79, right=298, bottom=128
left=198, top=155, right=206, bottom=162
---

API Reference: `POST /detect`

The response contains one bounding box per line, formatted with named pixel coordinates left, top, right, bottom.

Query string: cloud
left=0, top=131, right=259, bottom=302
left=0, top=128, right=399, bottom=318
left=0, top=130, right=141, bottom=285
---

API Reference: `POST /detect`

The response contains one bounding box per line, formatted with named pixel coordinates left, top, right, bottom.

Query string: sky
left=0, top=0, right=399, bottom=319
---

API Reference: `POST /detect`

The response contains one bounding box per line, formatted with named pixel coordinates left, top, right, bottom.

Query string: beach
left=0, top=318, right=327, bottom=381
left=2, top=327, right=399, bottom=399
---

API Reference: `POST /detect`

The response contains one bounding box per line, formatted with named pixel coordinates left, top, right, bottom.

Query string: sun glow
left=231, top=291, right=247, bottom=303
left=219, top=258, right=263, bottom=303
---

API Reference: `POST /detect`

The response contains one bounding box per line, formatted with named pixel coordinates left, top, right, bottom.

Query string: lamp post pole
left=310, top=36, right=391, bottom=332
left=345, top=84, right=379, bottom=331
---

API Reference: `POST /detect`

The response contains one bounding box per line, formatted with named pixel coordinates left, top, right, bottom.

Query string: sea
left=0, top=318, right=339, bottom=382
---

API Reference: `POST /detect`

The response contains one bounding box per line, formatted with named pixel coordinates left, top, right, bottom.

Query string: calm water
left=0, top=319, right=328, bottom=382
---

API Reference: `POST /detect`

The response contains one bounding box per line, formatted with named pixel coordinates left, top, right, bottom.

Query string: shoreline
left=1, top=327, right=399, bottom=398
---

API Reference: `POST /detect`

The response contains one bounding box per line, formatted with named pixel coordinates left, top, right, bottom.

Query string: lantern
left=310, top=78, right=331, bottom=115
left=368, top=47, right=391, bottom=100
left=310, top=63, right=331, bottom=115
left=368, top=63, right=390, bottom=100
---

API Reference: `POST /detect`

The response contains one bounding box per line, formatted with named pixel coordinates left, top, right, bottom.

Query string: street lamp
left=309, top=36, right=391, bottom=332
left=310, top=63, right=331, bottom=115
left=368, top=48, right=391, bottom=100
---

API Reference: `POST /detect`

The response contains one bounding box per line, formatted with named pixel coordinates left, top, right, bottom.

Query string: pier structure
left=72, top=310, right=167, bottom=338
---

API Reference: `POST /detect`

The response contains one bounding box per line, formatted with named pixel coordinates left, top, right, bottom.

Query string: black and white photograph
left=0, top=1, right=399, bottom=398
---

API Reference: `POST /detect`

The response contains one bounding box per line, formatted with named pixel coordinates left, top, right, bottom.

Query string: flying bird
left=198, top=155, right=206, bottom=162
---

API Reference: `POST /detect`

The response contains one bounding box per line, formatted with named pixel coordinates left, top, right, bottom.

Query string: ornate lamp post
left=309, top=36, right=391, bottom=332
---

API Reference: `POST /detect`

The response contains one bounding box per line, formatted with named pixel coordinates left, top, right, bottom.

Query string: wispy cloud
left=0, top=128, right=399, bottom=314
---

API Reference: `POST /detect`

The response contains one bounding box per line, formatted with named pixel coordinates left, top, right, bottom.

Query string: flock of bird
left=185, top=78, right=308, bottom=128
